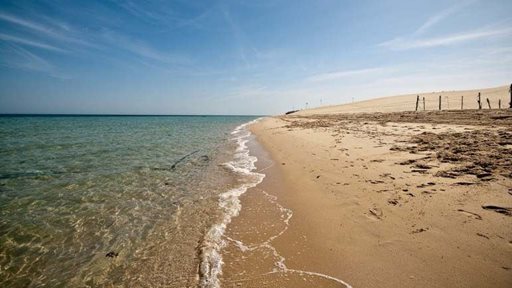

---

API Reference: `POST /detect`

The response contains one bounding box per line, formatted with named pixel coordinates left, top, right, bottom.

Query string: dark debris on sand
left=403, top=129, right=512, bottom=180
left=105, top=251, right=119, bottom=258
left=282, top=110, right=512, bottom=181
left=285, top=110, right=512, bottom=128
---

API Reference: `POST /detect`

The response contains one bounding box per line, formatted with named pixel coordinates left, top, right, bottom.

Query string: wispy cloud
left=99, top=30, right=192, bottom=65
left=307, top=67, right=386, bottom=82
left=0, top=12, right=93, bottom=47
left=113, top=0, right=213, bottom=30
left=0, top=13, right=63, bottom=39
left=380, top=27, right=512, bottom=50
left=220, top=4, right=256, bottom=69
left=377, top=1, right=512, bottom=50
left=0, top=7, right=193, bottom=75
left=0, top=44, right=69, bottom=78
left=0, top=33, right=68, bottom=52
left=123, top=40, right=187, bottom=64
left=414, top=1, right=475, bottom=35
left=114, top=0, right=177, bottom=24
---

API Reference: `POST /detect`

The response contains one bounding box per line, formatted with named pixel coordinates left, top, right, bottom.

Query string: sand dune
left=297, top=85, right=510, bottom=115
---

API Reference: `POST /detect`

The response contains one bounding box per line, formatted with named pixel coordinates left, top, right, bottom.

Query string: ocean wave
left=198, top=119, right=265, bottom=288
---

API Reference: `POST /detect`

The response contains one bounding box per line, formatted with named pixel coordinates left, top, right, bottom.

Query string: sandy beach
left=221, top=85, right=512, bottom=287
left=3, top=2, right=512, bottom=287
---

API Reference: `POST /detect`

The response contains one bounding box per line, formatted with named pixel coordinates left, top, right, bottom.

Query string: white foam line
left=199, top=118, right=265, bottom=288
left=201, top=117, right=352, bottom=288
left=225, top=189, right=353, bottom=288
left=223, top=190, right=291, bottom=253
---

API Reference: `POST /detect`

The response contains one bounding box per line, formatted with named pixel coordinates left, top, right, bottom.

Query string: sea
left=0, top=115, right=263, bottom=287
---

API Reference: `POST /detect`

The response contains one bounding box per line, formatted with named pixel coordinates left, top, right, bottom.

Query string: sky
left=0, top=0, right=511, bottom=115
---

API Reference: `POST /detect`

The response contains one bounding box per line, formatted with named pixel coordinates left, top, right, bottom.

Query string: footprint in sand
left=417, top=182, right=436, bottom=188
left=457, top=209, right=483, bottom=220
left=368, top=207, right=383, bottom=220
left=476, top=233, right=489, bottom=239
left=411, top=227, right=429, bottom=234
left=387, top=198, right=399, bottom=206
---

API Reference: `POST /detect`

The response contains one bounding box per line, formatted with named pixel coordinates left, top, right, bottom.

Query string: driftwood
left=171, top=150, right=200, bottom=170
left=482, top=204, right=512, bottom=216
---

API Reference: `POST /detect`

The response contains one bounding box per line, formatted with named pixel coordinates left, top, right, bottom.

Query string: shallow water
left=0, top=115, right=257, bottom=287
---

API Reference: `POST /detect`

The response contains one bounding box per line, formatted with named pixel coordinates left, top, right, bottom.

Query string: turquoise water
left=0, top=115, right=257, bottom=287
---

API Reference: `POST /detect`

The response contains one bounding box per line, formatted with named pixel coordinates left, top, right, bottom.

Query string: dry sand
left=298, top=85, right=509, bottom=115
left=220, top=85, right=512, bottom=287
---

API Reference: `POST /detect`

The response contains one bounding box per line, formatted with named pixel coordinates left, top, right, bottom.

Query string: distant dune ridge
left=297, top=85, right=510, bottom=115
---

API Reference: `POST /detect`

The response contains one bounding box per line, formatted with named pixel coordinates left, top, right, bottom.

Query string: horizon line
left=0, top=113, right=268, bottom=117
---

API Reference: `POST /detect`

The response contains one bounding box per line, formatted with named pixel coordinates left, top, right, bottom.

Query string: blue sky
left=0, top=0, right=511, bottom=115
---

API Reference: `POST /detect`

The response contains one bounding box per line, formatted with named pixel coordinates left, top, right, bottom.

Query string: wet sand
left=222, top=108, right=512, bottom=287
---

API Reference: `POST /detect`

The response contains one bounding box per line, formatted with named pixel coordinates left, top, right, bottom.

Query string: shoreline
left=220, top=126, right=353, bottom=287
left=199, top=120, right=265, bottom=287
left=222, top=110, right=512, bottom=287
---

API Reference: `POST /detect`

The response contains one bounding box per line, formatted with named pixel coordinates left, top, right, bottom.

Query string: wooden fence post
left=439, top=95, right=442, bottom=110
left=486, top=98, right=491, bottom=109
left=415, top=95, right=419, bottom=111
left=461, top=96, right=464, bottom=110
left=509, top=83, right=512, bottom=108
left=499, top=99, right=501, bottom=109
left=477, top=92, right=482, bottom=109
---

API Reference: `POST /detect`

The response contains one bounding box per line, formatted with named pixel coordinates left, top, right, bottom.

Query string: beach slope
left=223, top=85, right=512, bottom=287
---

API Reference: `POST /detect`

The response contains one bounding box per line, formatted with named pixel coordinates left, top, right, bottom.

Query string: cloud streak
left=307, top=67, right=386, bottom=82
left=414, top=0, right=476, bottom=35
left=99, top=30, right=192, bottom=65
left=380, top=27, right=512, bottom=50
left=0, top=33, right=68, bottom=52
left=113, top=0, right=213, bottom=31
left=0, top=12, right=93, bottom=47
left=0, top=43, right=69, bottom=78
left=0, top=8, right=193, bottom=74
left=0, top=13, right=63, bottom=38
left=377, top=1, right=512, bottom=50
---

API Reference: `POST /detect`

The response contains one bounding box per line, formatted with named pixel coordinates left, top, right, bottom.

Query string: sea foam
left=198, top=119, right=352, bottom=288
left=199, top=119, right=265, bottom=288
